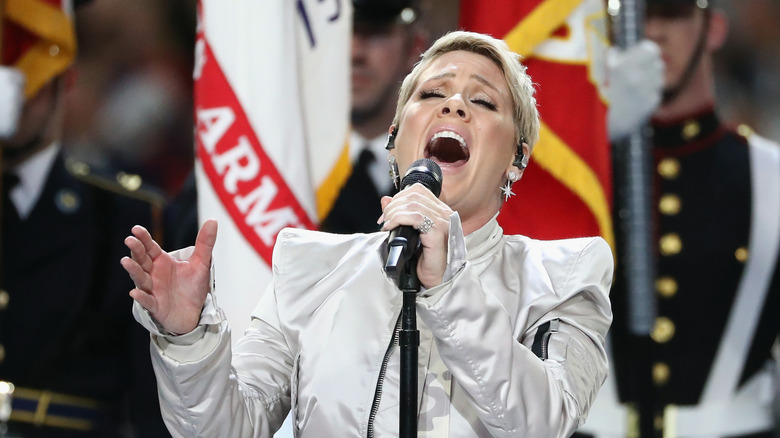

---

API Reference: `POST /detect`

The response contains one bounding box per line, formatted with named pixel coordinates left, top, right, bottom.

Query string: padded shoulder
left=65, top=158, right=165, bottom=207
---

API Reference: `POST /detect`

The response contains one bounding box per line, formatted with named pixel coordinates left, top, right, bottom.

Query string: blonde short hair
left=392, top=31, right=540, bottom=151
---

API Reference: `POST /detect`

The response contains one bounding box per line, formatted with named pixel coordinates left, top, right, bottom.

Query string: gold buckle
left=8, top=386, right=103, bottom=431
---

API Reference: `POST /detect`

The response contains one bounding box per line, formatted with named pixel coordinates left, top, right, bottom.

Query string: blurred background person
left=67, top=0, right=198, bottom=250
left=0, top=0, right=170, bottom=436
left=320, top=0, right=428, bottom=233
left=576, top=0, right=780, bottom=436
left=64, top=0, right=196, bottom=200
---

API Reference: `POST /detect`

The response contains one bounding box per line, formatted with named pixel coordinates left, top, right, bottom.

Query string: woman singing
left=122, top=31, right=613, bottom=437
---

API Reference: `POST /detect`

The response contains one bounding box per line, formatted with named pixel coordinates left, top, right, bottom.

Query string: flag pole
left=613, top=0, right=656, bottom=338
left=611, top=0, right=657, bottom=435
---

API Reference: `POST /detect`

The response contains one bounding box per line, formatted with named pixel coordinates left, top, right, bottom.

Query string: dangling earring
left=385, top=126, right=398, bottom=150
left=388, top=155, right=400, bottom=190
left=501, top=171, right=519, bottom=202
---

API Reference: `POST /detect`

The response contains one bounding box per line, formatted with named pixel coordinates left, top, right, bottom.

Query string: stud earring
left=388, top=155, right=400, bottom=190
left=385, top=126, right=398, bottom=150
left=501, top=171, right=519, bottom=202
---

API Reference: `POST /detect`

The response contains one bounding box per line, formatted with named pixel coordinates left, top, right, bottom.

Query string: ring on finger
left=418, top=216, right=434, bottom=234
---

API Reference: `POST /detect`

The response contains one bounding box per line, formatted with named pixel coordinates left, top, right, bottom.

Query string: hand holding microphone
left=380, top=158, right=452, bottom=288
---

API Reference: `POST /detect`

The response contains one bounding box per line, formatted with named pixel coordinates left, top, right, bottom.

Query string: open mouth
left=424, top=131, right=469, bottom=166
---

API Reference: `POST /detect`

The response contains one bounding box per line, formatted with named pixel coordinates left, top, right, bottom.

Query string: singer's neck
left=460, top=213, right=495, bottom=236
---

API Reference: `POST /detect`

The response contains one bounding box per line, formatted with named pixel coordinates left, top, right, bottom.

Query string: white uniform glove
left=0, top=67, right=26, bottom=140
left=606, top=39, right=664, bottom=142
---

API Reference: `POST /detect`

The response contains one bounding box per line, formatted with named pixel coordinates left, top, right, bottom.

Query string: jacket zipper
left=367, top=314, right=402, bottom=438
left=540, top=319, right=560, bottom=360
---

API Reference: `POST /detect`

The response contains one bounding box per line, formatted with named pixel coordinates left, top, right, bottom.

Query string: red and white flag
left=460, top=0, right=613, bottom=246
left=194, top=0, right=351, bottom=339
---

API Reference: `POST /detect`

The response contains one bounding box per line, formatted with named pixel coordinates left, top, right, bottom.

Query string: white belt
left=663, top=367, right=775, bottom=437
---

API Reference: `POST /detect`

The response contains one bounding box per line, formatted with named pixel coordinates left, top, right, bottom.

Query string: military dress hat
left=1, top=0, right=91, bottom=97
left=352, top=0, right=417, bottom=25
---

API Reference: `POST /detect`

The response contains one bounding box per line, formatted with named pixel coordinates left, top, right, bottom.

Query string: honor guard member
left=0, top=0, right=169, bottom=436
left=576, top=0, right=780, bottom=437
left=320, top=0, right=428, bottom=233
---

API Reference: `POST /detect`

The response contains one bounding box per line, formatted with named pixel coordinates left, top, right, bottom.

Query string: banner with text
left=194, top=0, right=351, bottom=340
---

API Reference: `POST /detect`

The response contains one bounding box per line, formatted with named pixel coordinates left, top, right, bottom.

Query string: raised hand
left=121, top=219, right=218, bottom=335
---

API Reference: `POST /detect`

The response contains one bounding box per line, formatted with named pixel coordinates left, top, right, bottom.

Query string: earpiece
left=385, top=126, right=398, bottom=150
left=514, top=137, right=529, bottom=169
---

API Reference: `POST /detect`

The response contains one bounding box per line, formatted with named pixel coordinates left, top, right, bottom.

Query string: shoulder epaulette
left=65, top=158, right=166, bottom=208
left=736, top=124, right=755, bottom=139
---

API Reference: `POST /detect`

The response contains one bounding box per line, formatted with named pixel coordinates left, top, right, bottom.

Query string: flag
left=460, top=0, right=613, bottom=246
left=194, top=0, right=351, bottom=342
left=1, top=0, right=76, bottom=98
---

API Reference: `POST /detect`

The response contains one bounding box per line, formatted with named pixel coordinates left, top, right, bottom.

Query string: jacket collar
left=465, top=214, right=503, bottom=261
left=651, top=104, right=725, bottom=156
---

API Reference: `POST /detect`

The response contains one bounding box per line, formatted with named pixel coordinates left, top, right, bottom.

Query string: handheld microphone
left=384, top=158, right=442, bottom=276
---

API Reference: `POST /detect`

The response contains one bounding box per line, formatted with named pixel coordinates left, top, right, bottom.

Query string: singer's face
left=393, top=50, right=516, bottom=223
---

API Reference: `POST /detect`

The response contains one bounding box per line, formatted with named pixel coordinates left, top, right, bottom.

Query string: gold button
left=657, top=158, right=680, bottom=179
left=682, top=120, right=700, bottom=140
left=651, top=317, right=675, bottom=343
left=653, top=362, right=671, bottom=385
left=659, top=194, right=682, bottom=215
left=659, top=233, right=682, bottom=256
left=735, top=247, right=749, bottom=263
left=56, top=189, right=80, bottom=214
left=117, top=172, right=142, bottom=191
left=0, top=290, right=8, bottom=310
left=67, top=160, right=90, bottom=176
left=654, top=414, right=664, bottom=431
left=656, top=277, right=678, bottom=298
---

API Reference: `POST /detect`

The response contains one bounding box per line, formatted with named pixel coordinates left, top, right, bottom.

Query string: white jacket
left=134, top=214, right=614, bottom=437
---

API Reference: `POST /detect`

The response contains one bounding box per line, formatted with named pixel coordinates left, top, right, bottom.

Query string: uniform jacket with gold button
left=576, top=107, right=780, bottom=438
left=0, top=149, right=170, bottom=437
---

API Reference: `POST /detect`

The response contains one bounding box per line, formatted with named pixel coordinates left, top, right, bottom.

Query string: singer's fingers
left=382, top=203, right=440, bottom=233
left=131, top=225, right=164, bottom=260
left=381, top=189, right=448, bottom=232
left=190, top=219, right=218, bottom=267
left=129, top=287, right=158, bottom=314
left=121, top=256, right=152, bottom=292
left=377, top=196, right=394, bottom=224
left=125, top=235, right=154, bottom=272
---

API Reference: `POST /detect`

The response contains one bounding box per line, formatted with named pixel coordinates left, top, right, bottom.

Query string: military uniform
left=320, top=133, right=397, bottom=234
left=0, top=149, right=170, bottom=437
left=576, top=107, right=780, bottom=437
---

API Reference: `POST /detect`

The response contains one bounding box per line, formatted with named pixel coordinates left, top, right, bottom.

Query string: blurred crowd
left=61, top=0, right=780, bottom=202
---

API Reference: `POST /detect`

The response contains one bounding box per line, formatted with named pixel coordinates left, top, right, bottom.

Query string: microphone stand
left=397, top=248, right=420, bottom=438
